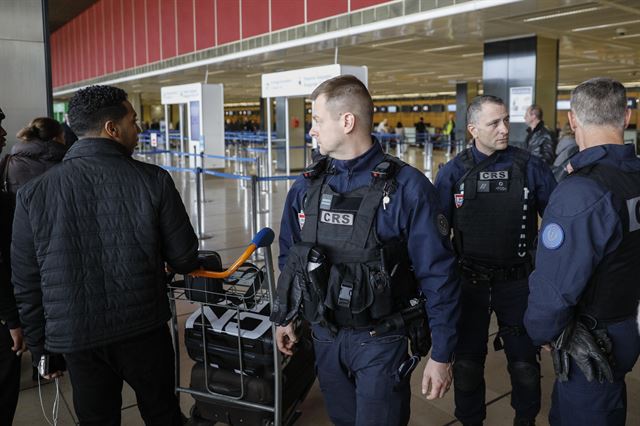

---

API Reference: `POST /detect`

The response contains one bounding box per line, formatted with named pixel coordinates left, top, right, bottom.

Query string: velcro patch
left=436, top=213, right=450, bottom=236
left=320, top=210, right=354, bottom=226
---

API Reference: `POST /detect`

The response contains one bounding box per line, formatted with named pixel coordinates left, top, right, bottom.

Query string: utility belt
left=271, top=242, right=431, bottom=357
left=459, top=259, right=532, bottom=285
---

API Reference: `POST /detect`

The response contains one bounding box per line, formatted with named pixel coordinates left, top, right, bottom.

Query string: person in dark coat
left=0, top=107, right=25, bottom=426
left=62, top=114, right=78, bottom=149
left=525, top=105, right=556, bottom=166
left=11, top=86, right=201, bottom=426
left=3, top=117, right=67, bottom=207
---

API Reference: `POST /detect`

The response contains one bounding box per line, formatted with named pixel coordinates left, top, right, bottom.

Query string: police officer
left=524, top=77, right=640, bottom=426
left=435, top=95, right=557, bottom=426
left=271, top=75, right=461, bottom=426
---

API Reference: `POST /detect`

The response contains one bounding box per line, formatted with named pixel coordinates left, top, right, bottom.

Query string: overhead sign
left=161, top=83, right=202, bottom=104
left=261, top=64, right=368, bottom=98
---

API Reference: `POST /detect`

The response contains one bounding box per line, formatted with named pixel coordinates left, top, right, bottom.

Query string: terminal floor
left=12, top=146, right=640, bottom=425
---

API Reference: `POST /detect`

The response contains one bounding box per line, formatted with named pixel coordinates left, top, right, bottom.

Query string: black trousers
left=453, top=278, right=541, bottom=425
left=64, top=324, right=182, bottom=426
left=0, top=324, right=21, bottom=426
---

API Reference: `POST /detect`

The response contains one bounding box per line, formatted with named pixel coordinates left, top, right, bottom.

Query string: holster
left=370, top=299, right=432, bottom=357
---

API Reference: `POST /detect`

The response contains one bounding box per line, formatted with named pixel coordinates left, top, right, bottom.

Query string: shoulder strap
left=300, top=158, right=334, bottom=243
left=454, top=148, right=499, bottom=199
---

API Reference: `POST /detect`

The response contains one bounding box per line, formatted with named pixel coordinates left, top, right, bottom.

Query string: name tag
left=479, top=171, right=509, bottom=180
left=320, top=210, right=354, bottom=226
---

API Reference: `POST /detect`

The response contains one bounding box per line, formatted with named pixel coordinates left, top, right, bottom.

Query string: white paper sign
left=509, top=86, right=533, bottom=123
left=150, top=132, right=158, bottom=147
left=262, top=64, right=368, bottom=98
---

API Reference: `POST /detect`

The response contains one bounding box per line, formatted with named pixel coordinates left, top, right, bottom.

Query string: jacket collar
left=527, top=120, right=545, bottom=135
left=63, top=138, right=131, bottom=160
left=471, top=143, right=510, bottom=163
left=11, top=139, right=67, bottom=159
left=331, top=140, right=385, bottom=174
left=571, top=144, right=640, bottom=173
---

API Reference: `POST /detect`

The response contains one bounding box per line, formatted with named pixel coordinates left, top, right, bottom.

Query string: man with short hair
left=524, top=105, right=555, bottom=166
left=525, top=77, right=640, bottom=425
left=0, top=107, right=25, bottom=425
left=435, top=95, right=557, bottom=426
left=272, top=75, right=460, bottom=425
left=12, top=85, right=200, bottom=425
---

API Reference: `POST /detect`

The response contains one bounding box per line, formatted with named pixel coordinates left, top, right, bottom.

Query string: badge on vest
left=541, top=223, right=564, bottom=250
left=454, top=193, right=464, bottom=208
left=320, top=210, right=354, bottom=226
left=298, top=211, right=306, bottom=229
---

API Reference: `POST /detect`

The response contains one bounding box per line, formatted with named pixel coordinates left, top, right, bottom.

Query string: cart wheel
left=187, top=405, right=216, bottom=426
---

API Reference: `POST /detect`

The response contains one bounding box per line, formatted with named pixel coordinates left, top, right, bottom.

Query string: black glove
left=552, top=320, right=614, bottom=383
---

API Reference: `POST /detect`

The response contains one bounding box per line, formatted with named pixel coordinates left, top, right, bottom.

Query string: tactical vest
left=299, top=154, right=417, bottom=328
left=452, top=148, right=536, bottom=266
left=572, top=163, right=640, bottom=322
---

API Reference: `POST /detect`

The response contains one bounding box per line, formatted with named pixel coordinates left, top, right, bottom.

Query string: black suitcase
left=185, top=300, right=275, bottom=376
left=188, top=328, right=316, bottom=425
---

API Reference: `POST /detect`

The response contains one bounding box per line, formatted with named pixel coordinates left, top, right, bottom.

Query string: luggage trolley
left=168, top=228, right=315, bottom=426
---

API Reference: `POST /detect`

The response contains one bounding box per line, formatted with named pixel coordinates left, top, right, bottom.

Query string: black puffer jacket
left=4, top=139, right=67, bottom=195
left=525, top=121, right=556, bottom=166
left=11, top=138, right=199, bottom=358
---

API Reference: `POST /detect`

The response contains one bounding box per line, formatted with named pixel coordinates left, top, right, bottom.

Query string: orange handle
left=187, top=244, right=256, bottom=279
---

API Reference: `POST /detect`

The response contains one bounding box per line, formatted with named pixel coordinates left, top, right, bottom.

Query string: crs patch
left=320, top=210, right=354, bottom=226
left=436, top=213, right=450, bottom=236
left=541, top=223, right=564, bottom=250
left=479, top=170, right=509, bottom=180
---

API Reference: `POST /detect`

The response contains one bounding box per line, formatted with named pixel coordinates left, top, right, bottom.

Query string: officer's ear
left=623, top=108, right=632, bottom=129
left=567, top=110, right=577, bottom=133
left=467, top=122, right=478, bottom=139
left=342, top=112, right=356, bottom=134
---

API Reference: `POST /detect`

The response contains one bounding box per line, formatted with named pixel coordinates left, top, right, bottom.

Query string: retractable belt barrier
left=134, top=149, right=298, bottom=244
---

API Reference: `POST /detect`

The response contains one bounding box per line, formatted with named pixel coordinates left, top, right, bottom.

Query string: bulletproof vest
left=572, top=163, right=640, bottom=322
left=300, top=154, right=417, bottom=328
left=452, top=148, right=535, bottom=266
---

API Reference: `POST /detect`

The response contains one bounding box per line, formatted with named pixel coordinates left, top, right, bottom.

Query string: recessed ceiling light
left=523, top=6, right=601, bottom=22
left=612, top=33, right=640, bottom=40
left=462, top=52, right=483, bottom=57
left=437, top=74, right=464, bottom=79
left=572, top=19, right=640, bottom=32
left=422, top=44, right=466, bottom=53
left=371, top=38, right=419, bottom=48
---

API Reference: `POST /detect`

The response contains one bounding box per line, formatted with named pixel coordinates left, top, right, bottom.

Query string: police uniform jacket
left=11, top=138, right=200, bottom=360
left=525, top=144, right=640, bottom=345
left=434, top=144, right=557, bottom=246
left=279, top=142, right=460, bottom=362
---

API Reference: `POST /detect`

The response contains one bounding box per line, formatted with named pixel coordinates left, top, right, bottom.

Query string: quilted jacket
left=11, top=138, right=199, bottom=357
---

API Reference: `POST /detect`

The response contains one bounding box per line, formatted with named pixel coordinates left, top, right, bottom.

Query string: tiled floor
left=11, top=145, right=640, bottom=425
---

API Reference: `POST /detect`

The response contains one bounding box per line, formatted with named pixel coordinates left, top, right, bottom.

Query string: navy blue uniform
left=435, top=145, right=557, bottom=425
left=525, top=144, right=640, bottom=426
left=279, top=142, right=460, bottom=425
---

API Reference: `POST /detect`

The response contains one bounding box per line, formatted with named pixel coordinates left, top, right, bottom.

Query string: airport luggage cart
left=168, top=228, right=293, bottom=426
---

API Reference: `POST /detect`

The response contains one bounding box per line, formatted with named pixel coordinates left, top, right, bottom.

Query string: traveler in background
left=62, top=113, right=78, bottom=149
left=551, top=122, right=578, bottom=182
left=524, top=105, right=556, bottom=166
left=415, top=117, right=428, bottom=147
left=376, top=118, right=389, bottom=133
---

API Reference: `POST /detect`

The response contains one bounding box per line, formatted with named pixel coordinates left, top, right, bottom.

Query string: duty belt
left=459, top=260, right=531, bottom=284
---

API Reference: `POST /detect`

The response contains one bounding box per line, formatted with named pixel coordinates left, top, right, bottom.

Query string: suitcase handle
left=188, top=228, right=274, bottom=279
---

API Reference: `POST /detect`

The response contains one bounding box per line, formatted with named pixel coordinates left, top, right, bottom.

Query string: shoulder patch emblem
left=436, top=213, right=450, bottom=236
left=541, top=223, right=564, bottom=250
